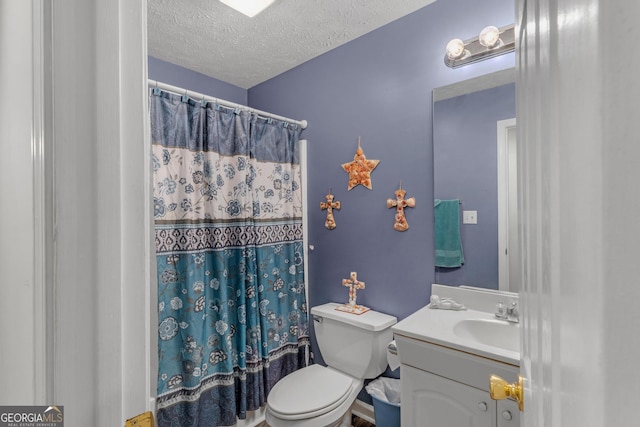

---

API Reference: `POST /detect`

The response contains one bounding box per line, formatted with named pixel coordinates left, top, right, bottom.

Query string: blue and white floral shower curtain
left=150, top=89, right=309, bottom=426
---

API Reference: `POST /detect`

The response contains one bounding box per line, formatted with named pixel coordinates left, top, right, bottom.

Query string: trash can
left=365, top=377, right=401, bottom=427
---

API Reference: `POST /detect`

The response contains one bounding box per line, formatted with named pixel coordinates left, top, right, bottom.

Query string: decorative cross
left=320, top=190, right=341, bottom=230
left=342, top=272, right=365, bottom=307
left=387, top=184, right=416, bottom=232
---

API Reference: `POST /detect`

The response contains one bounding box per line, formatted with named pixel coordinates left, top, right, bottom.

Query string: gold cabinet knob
left=489, top=374, right=524, bottom=412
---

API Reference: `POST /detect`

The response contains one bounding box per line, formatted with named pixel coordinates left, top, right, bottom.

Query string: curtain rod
left=148, top=80, right=308, bottom=130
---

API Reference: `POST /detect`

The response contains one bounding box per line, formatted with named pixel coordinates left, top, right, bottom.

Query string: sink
left=452, top=318, right=520, bottom=353
left=392, top=285, right=520, bottom=365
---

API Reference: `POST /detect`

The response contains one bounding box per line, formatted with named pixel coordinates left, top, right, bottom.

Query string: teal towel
left=434, top=199, right=464, bottom=268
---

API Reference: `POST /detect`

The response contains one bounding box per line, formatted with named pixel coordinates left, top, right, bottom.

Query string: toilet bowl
left=265, top=303, right=397, bottom=427
left=266, top=365, right=362, bottom=427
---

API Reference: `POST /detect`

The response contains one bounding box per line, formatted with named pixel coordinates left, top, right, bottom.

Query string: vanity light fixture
left=444, top=24, right=515, bottom=68
left=219, top=0, right=275, bottom=17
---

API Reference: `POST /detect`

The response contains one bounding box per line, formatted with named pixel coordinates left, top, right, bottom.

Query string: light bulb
left=479, top=26, right=501, bottom=48
left=445, top=38, right=466, bottom=60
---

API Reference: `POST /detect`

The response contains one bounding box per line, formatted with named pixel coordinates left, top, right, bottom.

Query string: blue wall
left=148, top=56, right=247, bottom=105
left=249, top=0, right=513, bottom=319
left=434, top=83, right=516, bottom=288
left=148, top=0, right=515, bottom=382
left=247, top=0, right=514, bottom=382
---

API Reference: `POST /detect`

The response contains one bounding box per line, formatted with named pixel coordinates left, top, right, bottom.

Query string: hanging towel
left=434, top=199, right=464, bottom=267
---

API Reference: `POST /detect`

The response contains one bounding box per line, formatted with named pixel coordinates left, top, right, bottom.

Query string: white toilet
left=266, top=302, right=397, bottom=427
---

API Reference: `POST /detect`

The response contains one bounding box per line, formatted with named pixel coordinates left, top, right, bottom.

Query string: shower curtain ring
left=152, top=80, right=161, bottom=96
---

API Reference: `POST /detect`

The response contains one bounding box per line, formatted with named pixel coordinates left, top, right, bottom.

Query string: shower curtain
left=150, top=89, right=310, bottom=426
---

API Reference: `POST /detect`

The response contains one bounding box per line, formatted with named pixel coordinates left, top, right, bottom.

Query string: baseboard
left=351, top=399, right=375, bottom=425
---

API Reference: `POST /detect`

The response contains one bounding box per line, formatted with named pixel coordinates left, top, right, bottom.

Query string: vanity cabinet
left=395, top=334, right=520, bottom=427
left=402, top=365, right=495, bottom=426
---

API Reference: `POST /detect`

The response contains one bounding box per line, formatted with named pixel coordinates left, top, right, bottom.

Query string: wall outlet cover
left=463, top=210, right=478, bottom=224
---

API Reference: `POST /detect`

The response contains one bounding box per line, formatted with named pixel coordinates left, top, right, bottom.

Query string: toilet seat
left=267, top=365, right=355, bottom=420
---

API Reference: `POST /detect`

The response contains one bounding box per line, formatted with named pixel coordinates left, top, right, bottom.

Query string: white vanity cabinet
left=394, top=334, right=520, bottom=427
left=402, top=365, right=495, bottom=426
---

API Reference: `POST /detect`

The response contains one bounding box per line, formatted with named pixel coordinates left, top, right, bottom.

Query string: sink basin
left=453, top=318, right=520, bottom=353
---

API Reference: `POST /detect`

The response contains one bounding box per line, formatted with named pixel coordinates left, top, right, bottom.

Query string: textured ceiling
left=148, top=0, right=437, bottom=89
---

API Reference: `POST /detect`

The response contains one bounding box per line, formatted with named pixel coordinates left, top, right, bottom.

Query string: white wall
left=0, top=0, right=38, bottom=405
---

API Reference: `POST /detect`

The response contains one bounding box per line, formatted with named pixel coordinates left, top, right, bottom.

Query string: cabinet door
left=401, top=365, right=495, bottom=427
left=496, top=399, right=520, bottom=427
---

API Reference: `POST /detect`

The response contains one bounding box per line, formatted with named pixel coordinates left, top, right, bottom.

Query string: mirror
left=433, top=69, right=517, bottom=292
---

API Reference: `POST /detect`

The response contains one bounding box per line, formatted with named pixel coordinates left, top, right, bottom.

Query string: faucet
left=495, top=301, right=519, bottom=323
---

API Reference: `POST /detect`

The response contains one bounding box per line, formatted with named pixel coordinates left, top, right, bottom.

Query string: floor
left=257, top=414, right=375, bottom=426
left=352, top=415, right=376, bottom=427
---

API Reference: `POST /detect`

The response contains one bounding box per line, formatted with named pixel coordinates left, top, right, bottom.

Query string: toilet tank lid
left=311, top=303, right=397, bottom=331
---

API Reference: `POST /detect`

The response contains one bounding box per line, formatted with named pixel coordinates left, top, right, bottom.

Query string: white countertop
left=392, top=284, right=520, bottom=366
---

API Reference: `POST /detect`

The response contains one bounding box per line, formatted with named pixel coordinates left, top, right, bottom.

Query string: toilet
left=266, top=303, right=397, bottom=427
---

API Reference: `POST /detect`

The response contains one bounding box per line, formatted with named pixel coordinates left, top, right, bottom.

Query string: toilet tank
left=311, top=303, right=397, bottom=379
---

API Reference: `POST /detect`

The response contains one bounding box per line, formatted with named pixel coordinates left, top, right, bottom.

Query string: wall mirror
left=432, top=68, right=518, bottom=292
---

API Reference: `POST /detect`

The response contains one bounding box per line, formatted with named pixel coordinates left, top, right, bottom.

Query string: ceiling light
left=444, top=24, right=515, bottom=68
left=219, top=0, right=275, bottom=17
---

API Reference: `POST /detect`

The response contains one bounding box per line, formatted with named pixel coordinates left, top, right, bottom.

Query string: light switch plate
left=463, top=210, right=477, bottom=224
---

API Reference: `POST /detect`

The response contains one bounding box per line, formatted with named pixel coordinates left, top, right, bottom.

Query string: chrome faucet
left=506, top=301, right=519, bottom=323
left=495, top=302, right=507, bottom=320
left=495, top=301, right=519, bottom=323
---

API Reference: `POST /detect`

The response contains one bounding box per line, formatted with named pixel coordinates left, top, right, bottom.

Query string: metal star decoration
left=341, top=137, right=380, bottom=191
